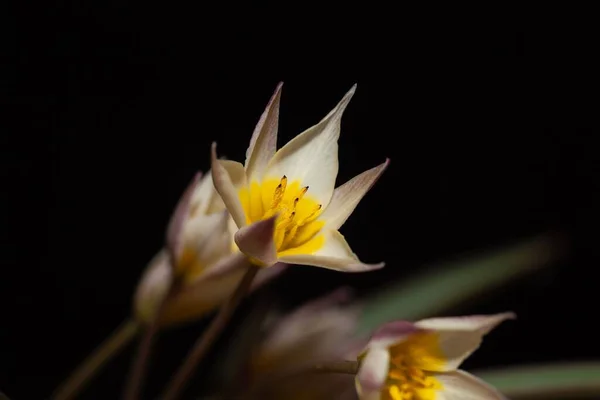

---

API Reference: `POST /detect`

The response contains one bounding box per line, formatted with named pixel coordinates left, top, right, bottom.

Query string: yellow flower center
left=239, top=175, right=325, bottom=253
left=384, top=355, right=442, bottom=400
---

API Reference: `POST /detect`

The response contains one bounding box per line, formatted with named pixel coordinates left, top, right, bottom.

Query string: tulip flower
left=134, top=171, right=285, bottom=327
left=211, top=83, right=388, bottom=271
left=356, top=313, right=515, bottom=400
left=244, top=288, right=363, bottom=400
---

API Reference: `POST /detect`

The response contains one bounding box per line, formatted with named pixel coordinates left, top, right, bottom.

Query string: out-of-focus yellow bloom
left=134, top=171, right=285, bottom=327
left=211, top=83, right=388, bottom=271
left=356, top=313, right=515, bottom=400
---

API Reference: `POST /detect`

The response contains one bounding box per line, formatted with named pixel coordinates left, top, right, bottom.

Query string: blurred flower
left=356, top=313, right=515, bottom=400
left=134, top=171, right=286, bottom=327
left=243, top=288, right=364, bottom=400
left=211, top=83, right=388, bottom=271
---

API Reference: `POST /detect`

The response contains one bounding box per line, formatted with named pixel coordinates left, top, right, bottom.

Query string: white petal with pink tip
left=264, top=85, right=356, bottom=208
left=356, top=347, right=389, bottom=400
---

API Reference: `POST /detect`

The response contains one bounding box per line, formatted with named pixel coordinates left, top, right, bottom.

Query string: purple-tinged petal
left=294, top=286, right=354, bottom=315
left=367, top=320, right=422, bottom=349
left=255, top=288, right=361, bottom=375
left=234, top=215, right=278, bottom=267
left=245, top=82, right=282, bottom=182
left=144, top=254, right=284, bottom=328
left=319, top=159, right=389, bottom=231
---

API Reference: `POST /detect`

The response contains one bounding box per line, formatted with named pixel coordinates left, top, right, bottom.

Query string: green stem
left=52, top=319, right=139, bottom=400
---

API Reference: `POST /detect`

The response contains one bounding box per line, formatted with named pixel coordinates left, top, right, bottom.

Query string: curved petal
left=234, top=215, right=278, bottom=267
left=189, top=170, right=226, bottom=215
left=403, top=313, right=516, bottom=372
left=278, top=230, right=384, bottom=272
left=166, top=172, right=203, bottom=262
left=319, top=159, right=389, bottom=230
left=265, top=85, right=357, bottom=207
left=181, top=210, right=233, bottom=281
left=366, top=321, right=421, bottom=349
left=356, top=347, right=389, bottom=400
left=435, top=370, right=508, bottom=400
left=159, top=264, right=247, bottom=327
left=245, top=82, right=282, bottom=182
left=257, top=293, right=360, bottom=372
left=134, top=250, right=174, bottom=323
left=211, top=142, right=247, bottom=228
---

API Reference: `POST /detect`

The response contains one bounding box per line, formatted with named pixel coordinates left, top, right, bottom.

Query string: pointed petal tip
left=329, top=84, right=358, bottom=117
left=348, top=261, right=385, bottom=273
left=343, top=83, right=357, bottom=99
left=271, top=82, right=283, bottom=100
left=378, top=158, right=391, bottom=171
left=500, top=311, right=517, bottom=320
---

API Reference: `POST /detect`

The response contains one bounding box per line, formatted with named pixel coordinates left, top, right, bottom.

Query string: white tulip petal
left=134, top=250, right=174, bottom=323
left=279, top=230, right=384, bottom=272
left=319, top=159, right=389, bottom=230
left=245, top=82, right=282, bottom=182
left=159, top=255, right=286, bottom=327
left=160, top=262, right=247, bottom=327
left=189, top=170, right=226, bottom=215
left=234, top=215, right=278, bottom=267
left=409, top=313, right=515, bottom=371
left=356, top=347, right=389, bottom=400
left=435, top=370, right=508, bottom=400
left=181, top=210, right=232, bottom=281
left=166, top=172, right=203, bottom=262
left=199, top=252, right=251, bottom=281
left=265, top=85, right=357, bottom=207
left=211, top=142, right=247, bottom=228
left=259, top=289, right=360, bottom=369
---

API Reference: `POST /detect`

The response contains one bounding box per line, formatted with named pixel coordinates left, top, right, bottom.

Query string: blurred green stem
left=52, top=319, right=139, bottom=400
left=476, top=362, right=600, bottom=399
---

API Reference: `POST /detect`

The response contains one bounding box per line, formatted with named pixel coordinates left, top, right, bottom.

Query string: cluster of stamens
left=264, top=175, right=322, bottom=250
left=384, top=355, right=439, bottom=400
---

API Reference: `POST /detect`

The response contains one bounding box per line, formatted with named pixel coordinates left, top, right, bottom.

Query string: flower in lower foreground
left=356, top=313, right=515, bottom=400
left=134, top=171, right=285, bottom=327
left=243, top=288, right=363, bottom=400
left=211, top=83, right=388, bottom=271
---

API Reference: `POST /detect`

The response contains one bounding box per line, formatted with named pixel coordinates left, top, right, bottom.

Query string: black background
left=2, top=3, right=598, bottom=399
